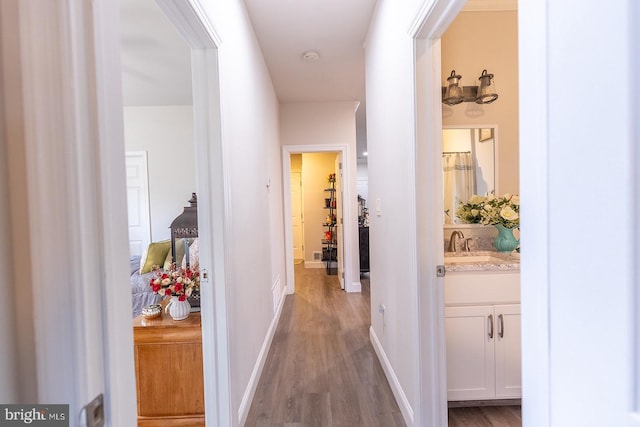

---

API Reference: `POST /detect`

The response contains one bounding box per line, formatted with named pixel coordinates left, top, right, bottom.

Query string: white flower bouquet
left=456, top=193, right=520, bottom=229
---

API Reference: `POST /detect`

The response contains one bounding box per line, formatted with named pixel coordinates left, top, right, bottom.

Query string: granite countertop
left=444, top=250, right=520, bottom=272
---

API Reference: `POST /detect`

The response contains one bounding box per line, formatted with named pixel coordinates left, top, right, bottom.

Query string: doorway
left=411, top=0, right=520, bottom=425
left=283, top=145, right=360, bottom=294
left=288, top=152, right=343, bottom=283
left=117, top=0, right=230, bottom=425
left=440, top=6, right=521, bottom=420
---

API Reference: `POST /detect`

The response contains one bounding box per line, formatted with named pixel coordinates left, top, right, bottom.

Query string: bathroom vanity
left=444, top=251, right=521, bottom=401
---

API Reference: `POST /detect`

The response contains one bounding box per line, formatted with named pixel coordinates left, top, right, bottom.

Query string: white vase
left=165, top=296, right=191, bottom=321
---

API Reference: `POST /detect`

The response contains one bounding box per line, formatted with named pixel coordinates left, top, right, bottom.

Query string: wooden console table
left=133, top=310, right=204, bottom=427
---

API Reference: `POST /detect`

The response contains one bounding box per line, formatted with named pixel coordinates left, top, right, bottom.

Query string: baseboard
left=303, top=261, right=324, bottom=269
left=369, top=326, right=415, bottom=426
left=237, top=285, right=288, bottom=425
left=346, top=280, right=361, bottom=293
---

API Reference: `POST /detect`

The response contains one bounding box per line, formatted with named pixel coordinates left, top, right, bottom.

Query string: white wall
left=123, top=105, right=196, bottom=242
left=0, top=2, right=20, bottom=401
left=0, top=0, right=37, bottom=402
left=280, top=101, right=360, bottom=290
left=364, top=0, right=424, bottom=423
left=520, top=0, right=638, bottom=425
left=280, top=102, right=358, bottom=148
left=197, top=1, right=285, bottom=424
left=0, top=0, right=283, bottom=423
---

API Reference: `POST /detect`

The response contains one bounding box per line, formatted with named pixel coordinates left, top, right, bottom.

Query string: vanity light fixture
left=443, top=70, right=464, bottom=105
left=441, top=69, right=499, bottom=105
left=476, top=70, right=498, bottom=104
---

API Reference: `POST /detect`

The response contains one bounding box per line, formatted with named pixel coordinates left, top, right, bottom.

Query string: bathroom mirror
left=442, top=126, right=496, bottom=224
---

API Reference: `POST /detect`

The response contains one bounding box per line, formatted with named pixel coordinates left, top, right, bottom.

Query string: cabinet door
left=494, top=304, right=522, bottom=398
left=445, top=305, right=496, bottom=400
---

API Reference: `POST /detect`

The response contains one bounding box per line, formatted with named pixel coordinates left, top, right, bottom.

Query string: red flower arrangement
left=149, top=264, right=200, bottom=302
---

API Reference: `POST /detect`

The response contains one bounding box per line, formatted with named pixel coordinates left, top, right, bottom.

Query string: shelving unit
left=358, top=195, right=369, bottom=273
left=322, top=174, right=338, bottom=275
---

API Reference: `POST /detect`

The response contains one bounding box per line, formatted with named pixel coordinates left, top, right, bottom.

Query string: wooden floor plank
left=448, top=405, right=522, bottom=427
left=244, top=265, right=521, bottom=427
left=245, top=267, right=405, bottom=426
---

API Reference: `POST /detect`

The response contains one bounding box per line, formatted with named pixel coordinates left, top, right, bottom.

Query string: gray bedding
left=130, top=255, right=162, bottom=318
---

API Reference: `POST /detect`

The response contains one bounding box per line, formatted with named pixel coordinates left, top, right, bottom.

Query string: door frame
left=409, top=0, right=552, bottom=425
left=408, top=0, right=521, bottom=425
left=282, top=145, right=357, bottom=293
left=8, top=0, right=121, bottom=419
left=409, top=1, right=467, bottom=424
left=335, top=152, right=345, bottom=289
left=148, top=1, right=232, bottom=425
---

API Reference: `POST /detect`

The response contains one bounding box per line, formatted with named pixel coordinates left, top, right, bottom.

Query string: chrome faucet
left=448, top=230, right=465, bottom=252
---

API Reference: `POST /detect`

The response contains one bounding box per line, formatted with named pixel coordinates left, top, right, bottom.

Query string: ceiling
left=243, top=0, right=376, bottom=104
left=119, top=0, right=376, bottom=105
left=119, top=0, right=376, bottom=156
left=119, top=0, right=517, bottom=154
left=119, top=0, right=192, bottom=106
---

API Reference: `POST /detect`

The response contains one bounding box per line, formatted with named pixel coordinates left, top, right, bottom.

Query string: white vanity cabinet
left=444, top=271, right=521, bottom=401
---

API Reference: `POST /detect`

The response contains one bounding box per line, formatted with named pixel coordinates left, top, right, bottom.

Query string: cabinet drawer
left=445, top=272, right=520, bottom=305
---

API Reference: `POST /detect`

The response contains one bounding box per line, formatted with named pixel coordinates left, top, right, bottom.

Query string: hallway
left=245, top=264, right=405, bottom=426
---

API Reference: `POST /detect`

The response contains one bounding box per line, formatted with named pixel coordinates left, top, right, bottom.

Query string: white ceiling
left=243, top=0, right=376, bottom=104
left=119, top=0, right=192, bottom=106
left=119, top=0, right=516, bottom=155
left=119, top=0, right=376, bottom=156
left=119, top=0, right=377, bottom=106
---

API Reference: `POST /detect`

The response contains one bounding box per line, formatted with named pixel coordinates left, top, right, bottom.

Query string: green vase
left=493, top=224, right=519, bottom=252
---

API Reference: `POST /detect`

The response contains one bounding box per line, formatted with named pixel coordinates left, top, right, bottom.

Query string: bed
left=129, top=255, right=162, bottom=318
left=130, top=193, right=199, bottom=318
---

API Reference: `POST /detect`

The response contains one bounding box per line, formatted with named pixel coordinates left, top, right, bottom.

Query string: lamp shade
left=443, top=70, right=464, bottom=105
left=475, top=69, right=498, bottom=104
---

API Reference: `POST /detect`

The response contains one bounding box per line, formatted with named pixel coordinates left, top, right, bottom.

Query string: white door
left=335, top=154, right=344, bottom=289
left=291, top=172, right=304, bottom=260
left=445, top=305, right=496, bottom=400
left=125, top=152, right=151, bottom=256
left=494, top=304, right=521, bottom=398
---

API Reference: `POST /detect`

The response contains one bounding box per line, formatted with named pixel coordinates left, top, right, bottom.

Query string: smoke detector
left=302, top=51, right=320, bottom=62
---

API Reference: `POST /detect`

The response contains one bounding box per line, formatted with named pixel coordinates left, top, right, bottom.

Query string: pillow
left=139, top=240, right=171, bottom=274
left=163, top=238, right=186, bottom=270
left=181, top=238, right=200, bottom=270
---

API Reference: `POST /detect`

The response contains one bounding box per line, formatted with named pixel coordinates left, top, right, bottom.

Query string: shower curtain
left=443, top=152, right=476, bottom=224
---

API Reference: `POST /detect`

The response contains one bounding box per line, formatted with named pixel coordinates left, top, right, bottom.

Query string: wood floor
left=448, top=405, right=522, bottom=427
left=245, top=265, right=405, bottom=427
left=245, top=263, right=521, bottom=426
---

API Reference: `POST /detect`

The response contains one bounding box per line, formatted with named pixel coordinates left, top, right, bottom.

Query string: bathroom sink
left=444, top=251, right=519, bottom=271
left=446, top=255, right=505, bottom=264
left=445, top=254, right=508, bottom=264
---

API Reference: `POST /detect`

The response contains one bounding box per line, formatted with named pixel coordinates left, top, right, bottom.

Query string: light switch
left=376, top=198, right=382, bottom=217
